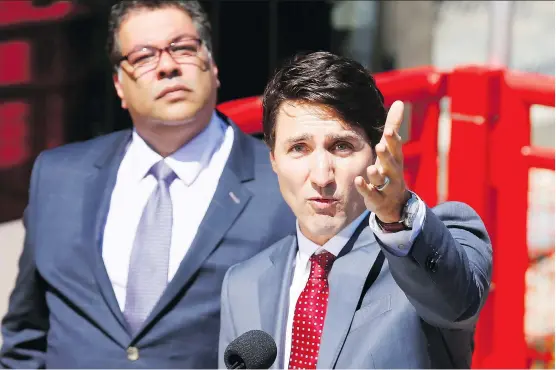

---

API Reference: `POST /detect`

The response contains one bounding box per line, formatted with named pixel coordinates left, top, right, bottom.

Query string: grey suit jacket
left=219, top=202, right=492, bottom=369
left=0, top=113, right=296, bottom=369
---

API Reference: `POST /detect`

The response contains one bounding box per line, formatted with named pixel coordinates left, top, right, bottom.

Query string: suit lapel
left=258, top=237, right=297, bottom=370
left=81, top=130, right=132, bottom=344
left=138, top=119, right=256, bottom=335
left=317, top=227, right=382, bottom=369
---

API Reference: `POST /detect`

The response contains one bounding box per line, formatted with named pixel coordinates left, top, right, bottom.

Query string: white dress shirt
left=284, top=199, right=426, bottom=366
left=102, top=112, right=234, bottom=311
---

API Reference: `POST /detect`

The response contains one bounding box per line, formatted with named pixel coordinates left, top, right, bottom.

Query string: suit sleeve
left=219, top=263, right=238, bottom=369
left=378, top=201, right=492, bottom=330
left=0, top=154, right=49, bottom=369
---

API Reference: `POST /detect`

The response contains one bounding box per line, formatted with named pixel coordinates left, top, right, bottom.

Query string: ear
left=207, top=50, right=220, bottom=88
left=371, top=147, right=377, bottom=164
left=211, top=60, right=220, bottom=88
left=269, top=150, right=277, bottom=174
left=112, top=71, right=128, bottom=109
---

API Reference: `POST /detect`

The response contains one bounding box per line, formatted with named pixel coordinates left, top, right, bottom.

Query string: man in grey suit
left=0, top=1, right=294, bottom=368
left=219, top=51, right=492, bottom=369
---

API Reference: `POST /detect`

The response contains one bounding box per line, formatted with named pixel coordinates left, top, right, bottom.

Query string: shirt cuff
left=369, top=198, right=426, bottom=256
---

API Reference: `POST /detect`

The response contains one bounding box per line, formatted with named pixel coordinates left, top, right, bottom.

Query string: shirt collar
left=296, top=210, right=370, bottom=266
left=129, top=111, right=226, bottom=186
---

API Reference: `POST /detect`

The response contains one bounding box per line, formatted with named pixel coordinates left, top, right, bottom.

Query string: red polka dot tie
left=288, top=251, right=336, bottom=369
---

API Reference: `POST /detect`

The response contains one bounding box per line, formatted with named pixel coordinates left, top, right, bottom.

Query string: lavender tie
left=124, top=160, right=176, bottom=334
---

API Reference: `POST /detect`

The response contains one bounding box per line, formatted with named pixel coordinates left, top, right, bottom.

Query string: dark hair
left=107, top=0, right=212, bottom=66
left=262, top=51, right=387, bottom=150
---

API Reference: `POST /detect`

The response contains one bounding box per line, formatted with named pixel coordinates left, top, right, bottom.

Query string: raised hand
left=355, top=100, right=410, bottom=223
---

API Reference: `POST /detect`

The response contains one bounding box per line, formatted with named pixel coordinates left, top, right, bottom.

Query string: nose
left=309, top=150, right=335, bottom=189
left=156, top=51, right=181, bottom=79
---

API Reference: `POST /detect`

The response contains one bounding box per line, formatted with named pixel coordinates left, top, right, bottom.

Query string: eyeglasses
left=117, top=38, right=204, bottom=73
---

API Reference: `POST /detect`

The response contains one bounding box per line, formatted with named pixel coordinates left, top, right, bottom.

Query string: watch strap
left=375, top=218, right=409, bottom=232
left=375, top=191, right=419, bottom=232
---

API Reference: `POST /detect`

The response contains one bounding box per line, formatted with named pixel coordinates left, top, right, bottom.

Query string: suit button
left=127, top=346, right=139, bottom=361
left=425, top=255, right=438, bottom=272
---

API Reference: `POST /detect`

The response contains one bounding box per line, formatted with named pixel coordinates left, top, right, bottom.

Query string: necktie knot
left=309, top=251, right=335, bottom=280
left=150, top=160, right=176, bottom=184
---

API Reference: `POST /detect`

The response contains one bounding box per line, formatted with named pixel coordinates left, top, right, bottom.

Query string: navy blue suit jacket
left=0, top=114, right=296, bottom=368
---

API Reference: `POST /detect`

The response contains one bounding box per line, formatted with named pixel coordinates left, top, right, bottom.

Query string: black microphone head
left=224, top=330, right=277, bottom=369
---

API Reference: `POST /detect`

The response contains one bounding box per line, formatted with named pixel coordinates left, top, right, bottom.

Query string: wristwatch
left=376, top=191, right=420, bottom=232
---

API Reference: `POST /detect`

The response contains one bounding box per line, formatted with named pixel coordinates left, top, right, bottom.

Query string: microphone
left=224, top=330, right=277, bottom=369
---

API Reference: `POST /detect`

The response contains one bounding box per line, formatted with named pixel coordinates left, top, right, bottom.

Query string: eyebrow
left=284, top=134, right=312, bottom=146
left=284, top=132, right=364, bottom=146
left=127, top=33, right=198, bottom=54
left=325, top=133, right=364, bottom=142
left=169, top=33, right=198, bottom=43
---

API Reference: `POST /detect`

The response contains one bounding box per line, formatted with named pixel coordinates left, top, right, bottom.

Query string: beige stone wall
left=380, top=1, right=436, bottom=69
left=0, top=220, right=24, bottom=347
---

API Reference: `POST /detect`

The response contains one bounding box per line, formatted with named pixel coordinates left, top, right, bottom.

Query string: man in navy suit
left=0, top=1, right=295, bottom=368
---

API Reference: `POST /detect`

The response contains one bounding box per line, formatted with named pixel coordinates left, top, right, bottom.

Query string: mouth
left=308, top=197, right=339, bottom=210
left=156, top=84, right=190, bottom=99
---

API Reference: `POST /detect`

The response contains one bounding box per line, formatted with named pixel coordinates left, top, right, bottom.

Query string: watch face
left=404, top=211, right=417, bottom=228
left=403, top=193, right=419, bottom=228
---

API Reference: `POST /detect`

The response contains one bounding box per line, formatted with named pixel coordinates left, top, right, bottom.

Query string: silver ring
left=375, top=176, right=390, bottom=191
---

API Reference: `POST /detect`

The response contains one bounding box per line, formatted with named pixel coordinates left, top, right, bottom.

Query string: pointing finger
left=384, top=100, right=404, bottom=135
left=383, top=127, right=403, bottom=163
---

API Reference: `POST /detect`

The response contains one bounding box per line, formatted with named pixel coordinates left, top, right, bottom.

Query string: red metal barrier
left=217, top=96, right=263, bottom=135
left=0, top=0, right=75, bottom=26
left=0, top=0, right=84, bottom=221
left=217, top=65, right=555, bottom=369
left=448, top=66, right=555, bottom=369
left=0, top=0, right=79, bottom=168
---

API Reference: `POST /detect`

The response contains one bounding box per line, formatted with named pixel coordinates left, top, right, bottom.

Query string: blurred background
left=0, top=0, right=554, bottom=368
